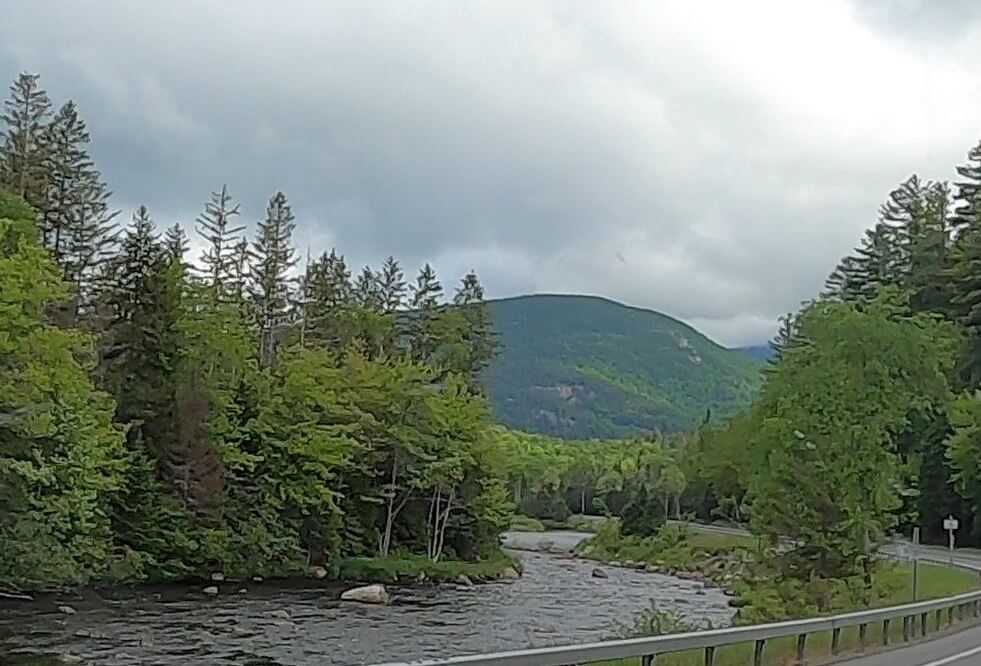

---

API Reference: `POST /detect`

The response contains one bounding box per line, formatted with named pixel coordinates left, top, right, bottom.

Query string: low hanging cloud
left=3, top=0, right=981, bottom=346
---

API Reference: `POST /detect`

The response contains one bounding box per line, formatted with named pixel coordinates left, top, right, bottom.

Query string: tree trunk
left=580, top=489, right=586, bottom=514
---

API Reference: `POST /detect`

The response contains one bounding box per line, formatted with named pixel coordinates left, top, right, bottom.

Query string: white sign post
left=944, top=516, right=959, bottom=564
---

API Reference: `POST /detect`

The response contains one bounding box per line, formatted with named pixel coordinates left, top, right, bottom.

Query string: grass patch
left=337, top=550, right=520, bottom=584
left=510, top=515, right=546, bottom=532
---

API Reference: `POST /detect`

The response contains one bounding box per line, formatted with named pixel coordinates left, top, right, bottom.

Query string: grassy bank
left=578, top=522, right=981, bottom=665
left=510, top=513, right=608, bottom=533
left=338, top=550, right=521, bottom=584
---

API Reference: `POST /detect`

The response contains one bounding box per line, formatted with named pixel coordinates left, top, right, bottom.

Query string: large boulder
left=340, top=584, right=389, bottom=605
left=499, top=567, right=521, bottom=580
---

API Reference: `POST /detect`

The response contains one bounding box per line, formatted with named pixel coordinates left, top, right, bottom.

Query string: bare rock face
left=340, top=584, right=390, bottom=605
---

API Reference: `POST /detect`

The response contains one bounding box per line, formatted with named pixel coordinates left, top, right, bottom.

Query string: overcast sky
left=4, top=0, right=981, bottom=346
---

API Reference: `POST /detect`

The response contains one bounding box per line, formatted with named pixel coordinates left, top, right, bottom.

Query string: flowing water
left=0, top=532, right=733, bottom=665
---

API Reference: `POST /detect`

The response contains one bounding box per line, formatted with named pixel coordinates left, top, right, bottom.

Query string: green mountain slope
left=484, top=294, right=763, bottom=438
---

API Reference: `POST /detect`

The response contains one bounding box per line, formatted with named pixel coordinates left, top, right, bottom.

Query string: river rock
left=456, top=574, right=474, bottom=586
left=58, top=654, right=83, bottom=664
left=341, top=584, right=389, bottom=604
left=312, top=566, right=328, bottom=579
left=676, top=571, right=697, bottom=580
left=252, top=576, right=263, bottom=583
left=591, top=568, right=608, bottom=579
left=269, top=609, right=292, bottom=620
left=608, top=560, right=621, bottom=567
left=57, top=605, right=76, bottom=615
left=210, top=572, right=225, bottom=582
left=499, top=567, right=521, bottom=580
left=537, top=624, right=558, bottom=634
left=0, top=591, right=33, bottom=601
left=237, top=588, right=248, bottom=594
left=202, top=586, right=219, bottom=596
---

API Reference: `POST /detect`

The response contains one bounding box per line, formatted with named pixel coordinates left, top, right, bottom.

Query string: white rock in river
left=202, top=586, right=219, bottom=596
left=499, top=567, right=521, bottom=580
left=340, top=584, right=390, bottom=605
left=312, top=566, right=328, bottom=579
left=57, top=605, right=76, bottom=615
left=456, top=574, right=474, bottom=586
left=211, top=572, right=225, bottom=582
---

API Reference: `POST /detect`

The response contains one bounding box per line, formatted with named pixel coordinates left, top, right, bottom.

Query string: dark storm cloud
left=3, top=0, right=981, bottom=345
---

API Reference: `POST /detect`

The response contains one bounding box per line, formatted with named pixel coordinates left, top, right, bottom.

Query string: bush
left=621, top=485, right=666, bottom=537
left=510, top=515, right=546, bottom=532
left=614, top=600, right=709, bottom=638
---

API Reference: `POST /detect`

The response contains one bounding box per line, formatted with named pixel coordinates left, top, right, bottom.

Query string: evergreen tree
left=0, top=73, right=52, bottom=208
left=196, top=185, right=243, bottom=298
left=354, top=264, right=382, bottom=310
left=164, top=223, right=189, bottom=264
left=38, top=101, right=120, bottom=315
left=452, top=271, right=499, bottom=390
left=303, top=248, right=353, bottom=351
left=952, top=140, right=981, bottom=234
left=378, top=255, right=407, bottom=313
left=409, top=263, right=444, bottom=364
left=250, top=191, right=297, bottom=366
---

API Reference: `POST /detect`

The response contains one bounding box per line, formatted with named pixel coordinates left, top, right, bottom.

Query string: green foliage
left=510, top=515, right=546, bottom=532
left=0, top=191, right=126, bottom=589
left=484, top=295, right=763, bottom=438
left=748, top=294, right=957, bottom=585
left=614, top=601, right=707, bottom=638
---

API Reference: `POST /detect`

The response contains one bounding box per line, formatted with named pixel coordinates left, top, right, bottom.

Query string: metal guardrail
left=379, top=563, right=981, bottom=666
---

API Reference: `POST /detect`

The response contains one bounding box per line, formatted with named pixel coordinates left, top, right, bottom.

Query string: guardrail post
left=831, top=627, right=841, bottom=654
left=753, top=639, right=765, bottom=666
left=937, top=608, right=944, bottom=629
left=703, top=645, right=715, bottom=666
left=882, top=618, right=890, bottom=645
left=948, top=606, right=955, bottom=626
left=902, top=616, right=910, bottom=642
left=920, top=612, right=927, bottom=636
left=641, top=656, right=654, bottom=666
left=858, top=623, right=867, bottom=648
left=795, top=633, right=806, bottom=663
left=974, top=601, right=979, bottom=618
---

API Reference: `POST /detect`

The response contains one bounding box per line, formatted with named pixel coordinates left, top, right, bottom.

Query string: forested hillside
left=484, top=295, right=763, bottom=438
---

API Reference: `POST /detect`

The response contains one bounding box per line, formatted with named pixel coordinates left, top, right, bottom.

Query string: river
left=0, top=532, right=733, bottom=665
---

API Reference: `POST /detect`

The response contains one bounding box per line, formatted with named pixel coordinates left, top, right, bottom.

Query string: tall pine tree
left=452, top=271, right=499, bottom=391
left=196, top=185, right=244, bottom=299
left=250, top=191, right=297, bottom=366
left=0, top=73, right=51, bottom=209
left=409, top=263, right=444, bottom=364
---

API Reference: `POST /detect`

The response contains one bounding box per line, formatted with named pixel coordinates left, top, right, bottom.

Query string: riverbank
left=0, top=541, right=733, bottom=665
left=338, top=551, right=522, bottom=584
left=572, top=521, right=981, bottom=626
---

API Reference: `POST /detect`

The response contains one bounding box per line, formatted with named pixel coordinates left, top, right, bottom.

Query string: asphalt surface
left=841, top=625, right=981, bottom=665
left=680, top=522, right=981, bottom=665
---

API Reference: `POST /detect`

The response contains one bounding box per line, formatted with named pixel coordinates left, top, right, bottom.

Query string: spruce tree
left=196, top=185, right=244, bottom=298
left=303, top=248, right=353, bottom=351
left=377, top=255, right=407, bottom=313
left=354, top=264, right=382, bottom=310
left=164, top=223, right=189, bottom=264
left=952, top=140, right=981, bottom=234
left=409, top=263, right=444, bottom=364
left=452, top=271, right=499, bottom=390
left=250, top=191, right=297, bottom=366
left=38, top=101, right=119, bottom=316
left=0, top=73, right=52, bottom=208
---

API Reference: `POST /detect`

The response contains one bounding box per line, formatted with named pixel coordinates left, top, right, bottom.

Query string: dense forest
left=0, top=73, right=509, bottom=590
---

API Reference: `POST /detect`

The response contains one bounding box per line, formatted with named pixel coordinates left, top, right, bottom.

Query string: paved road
left=842, top=625, right=981, bottom=665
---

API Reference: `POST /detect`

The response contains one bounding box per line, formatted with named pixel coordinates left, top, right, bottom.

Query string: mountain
left=735, top=344, right=776, bottom=362
left=484, top=294, right=763, bottom=439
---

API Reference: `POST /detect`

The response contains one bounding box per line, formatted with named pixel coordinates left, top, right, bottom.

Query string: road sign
left=945, top=515, right=959, bottom=565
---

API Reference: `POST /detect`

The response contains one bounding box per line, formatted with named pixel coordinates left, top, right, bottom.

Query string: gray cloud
left=3, top=0, right=981, bottom=346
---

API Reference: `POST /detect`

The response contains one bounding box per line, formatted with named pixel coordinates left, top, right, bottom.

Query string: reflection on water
left=0, top=537, right=733, bottom=665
